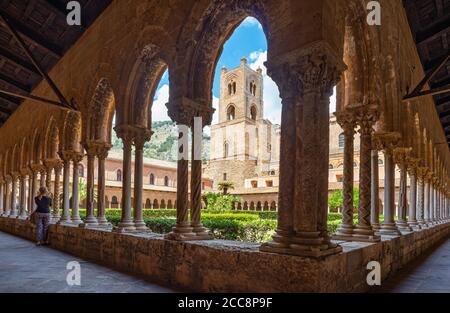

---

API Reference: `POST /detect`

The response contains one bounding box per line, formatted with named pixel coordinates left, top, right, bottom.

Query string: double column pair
left=80, top=141, right=112, bottom=228
left=164, top=98, right=213, bottom=240
left=114, top=125, right=152, bottom=232
left=260, top=43, right=344, bottom=257
left=333, top=105, right=381, bottom=242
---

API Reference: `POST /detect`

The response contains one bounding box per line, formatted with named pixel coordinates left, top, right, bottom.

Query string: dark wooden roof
left=0, top=0, right=111, bottom=126
left=403, top=0, right=450, bottom=148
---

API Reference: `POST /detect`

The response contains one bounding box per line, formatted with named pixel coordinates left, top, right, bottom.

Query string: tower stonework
left=204, top=58, right=280, bottom=190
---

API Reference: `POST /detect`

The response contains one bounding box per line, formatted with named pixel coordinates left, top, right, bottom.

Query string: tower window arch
left=227, top=105, right=236, bottom=120
left=164, top=176, right=169, bottom=187
left=338, top=133, right=345, bottom=148
left=250, top=105, right=257, bottom=120
left=232, top=81, right=236, bottom=94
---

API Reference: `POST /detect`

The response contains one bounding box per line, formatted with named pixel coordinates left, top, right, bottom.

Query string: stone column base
left=164, top=222, right=196, bottom=241
left=261, top=231, right=343, bottom=258
left=378, top=222, right=401, bottom=235
left=115, top=220, right=136, bottom=233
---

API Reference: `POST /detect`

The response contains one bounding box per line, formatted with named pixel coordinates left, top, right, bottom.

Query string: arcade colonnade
left=0, top=0, right=449, bottom=258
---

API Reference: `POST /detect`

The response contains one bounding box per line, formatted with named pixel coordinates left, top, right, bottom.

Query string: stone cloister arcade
left=0, top=0, right=450, bottom=292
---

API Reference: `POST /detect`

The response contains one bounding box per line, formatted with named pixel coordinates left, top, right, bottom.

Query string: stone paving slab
left=378, top=237, right=450, bottom=293
left=0, top=231, right=174, bottom=293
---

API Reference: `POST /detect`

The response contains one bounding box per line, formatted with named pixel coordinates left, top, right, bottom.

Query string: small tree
left=204, top=192, right=241, bottom=213
left=218, top=181, right=235, bottom=195
left=328, top=187, right=359, bottom=212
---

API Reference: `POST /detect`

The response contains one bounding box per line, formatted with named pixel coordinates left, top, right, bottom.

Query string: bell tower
left=218, top=57, right=264, bottom=124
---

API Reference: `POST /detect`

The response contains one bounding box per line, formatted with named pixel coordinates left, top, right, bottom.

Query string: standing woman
left=33, top=186, right=52, bottom=246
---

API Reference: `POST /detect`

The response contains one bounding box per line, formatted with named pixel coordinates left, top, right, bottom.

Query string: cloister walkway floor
left=378, top=236, right=450, bottom=293
left=0, top=231, right=174, bottom=293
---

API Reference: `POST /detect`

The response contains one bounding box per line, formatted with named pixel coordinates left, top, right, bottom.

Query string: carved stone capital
left=334, top=110, right=357, bottom=135
left=407, top=157, right=421, bottom=175
left=394, top=147, right=412, bottom=167
left=267, top=41, right=346, bottom=97
left=133, top=127, right=153, bottom=149
left=373, top=132, right=401, bottom=155
left=351, top=105, right=379, bottom=136
left=416, top=167, right=429, bottom=181
left=114, top=124, right=136, bottom=144
left=166, top=97, right=215, bottom=127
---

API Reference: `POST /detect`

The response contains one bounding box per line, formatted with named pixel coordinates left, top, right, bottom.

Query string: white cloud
left=241, top=17, right=262, bottom=29
left=248, top=50, right=281, bottom=124
left=152, top=84, right=170, bottom=121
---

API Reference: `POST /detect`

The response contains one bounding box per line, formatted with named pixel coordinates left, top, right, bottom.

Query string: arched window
left=250, top=105, right=257, bottom=120
left=149, top=173, right=155, bottom=185
left=338, top=133, right=345, bottom=148
left=232, top=82, right=236, bottom=94
left=228, top=83, right=232, bottom=95
left=224, top=142, right=229, bottom=158
left=111, top=196, right=118, bottom=204
left=116, top=169, right=122, bottom=181
left=78, top=164, right=84, bottom=177
left=227, top=105, right=235, bottom=120
left=378, top=159, right=384, bottom=165
left=164, top=176, right=169, bottom=186
left=252, top=84, right=256, bottom=96
left=249, top=81, right=253, bottom=93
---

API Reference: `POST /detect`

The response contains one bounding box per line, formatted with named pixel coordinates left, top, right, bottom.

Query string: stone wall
left=1, top=217, right=449, bottom=292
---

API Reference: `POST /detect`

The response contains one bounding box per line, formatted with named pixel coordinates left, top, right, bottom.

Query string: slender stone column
left=134, top=131, right=151, bottom=231
left=3, top=178, right=11, bottom=216
left=394, top=148, right=412, bottom=232
left=352, top=107, right=380, bottom=241
left=39, top=168, right=46, bottom=188
left=333, top=110, right=357, bottom=240
left=375, top=132, right=401, bottom=235
left=424, top=173, right=432, bottom=226
left=114, top=125, right=135, bottom=232
left=82, top=144, right=98, bottom=226
left=9, top=174, right=18, bottom=217
left=260, top=68, right=296, bottom=250
left=18, top=173, right=28, bottom=218
left=190, top=112, right=212, bottom=239
left=371, top=149, right=381, bottom=230
left=407, top=158, right=420, bottom=229
left=261, top=45, right=344, bottom=257
left=416, top=167, right=427, bottom=226
left=96, top=145, right=111, bottom=226
left=45, top=165, right=52, bottom=191
left=57, top=155, right=71, bottom=224
left=29, top=166, right=39, bottom=213
left=0, top=180, right=4, bottom=215
left=71, top=154, right=83, bottom=224
left=165, top=109, right=195, bottom=239
left=51, top=163, right=62, bottom=221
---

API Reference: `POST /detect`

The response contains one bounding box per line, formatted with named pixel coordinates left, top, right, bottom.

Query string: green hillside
left=111, top=121, right=210, bottom=161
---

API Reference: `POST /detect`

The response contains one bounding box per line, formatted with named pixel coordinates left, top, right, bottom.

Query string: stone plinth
left=0, top=216, right=449, bottom=293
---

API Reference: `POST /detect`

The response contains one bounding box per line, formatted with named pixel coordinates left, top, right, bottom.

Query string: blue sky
left=152, top=17, right=336, bottom=125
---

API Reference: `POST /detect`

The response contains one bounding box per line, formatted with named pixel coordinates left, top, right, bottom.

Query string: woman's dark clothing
left=35, top=196, right=52, bottom=213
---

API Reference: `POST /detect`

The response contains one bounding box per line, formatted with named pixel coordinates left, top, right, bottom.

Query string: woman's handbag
left=29, top=211, right=38, bottom=225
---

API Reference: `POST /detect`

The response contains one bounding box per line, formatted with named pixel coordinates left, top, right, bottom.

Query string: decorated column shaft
left=375, top=132, right=401, bottom=235
left=96, top=145, right=111, bottom=226
left=394, top=148, right=412, bottom=232
left=190, top=107, right=213, bottom=239
left=9, top=174, right=18, bottom=217
left=82, top=143, right=98, bottom=226
left=114, top=125, right=135, bottom=232
left=407, top=158, right=420, bottom=229
left=353, top=106, right=379, bottom=241
left=333, top=110, right=357, bottom=240
left=134, top=130, right=151, bottom=231
left=71, top=153, right=83, bottom=224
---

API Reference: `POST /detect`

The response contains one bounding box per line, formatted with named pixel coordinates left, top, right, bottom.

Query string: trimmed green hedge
left=76, top=209, right=383, bottom=243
